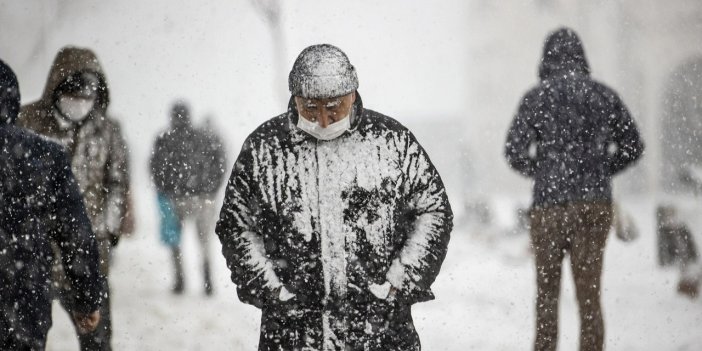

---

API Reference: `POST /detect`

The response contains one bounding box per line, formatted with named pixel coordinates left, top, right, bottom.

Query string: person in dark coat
left=18, top=47, right=131, bottom=351
left=505, top=28, right=644, bottom=351
left=150, top=101, right=227, bottom=295
left=217, top=44, right=453, bottom=351
left=656, top=204, right=698, bottom=267
left=0, top=59, right=103, bottom=350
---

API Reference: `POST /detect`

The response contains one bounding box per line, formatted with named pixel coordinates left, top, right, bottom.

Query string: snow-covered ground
left=45, top=193, right=702, bottom=351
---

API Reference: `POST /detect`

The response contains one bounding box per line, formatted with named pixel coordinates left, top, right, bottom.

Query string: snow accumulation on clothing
left=216, top=94, right=452, bottom=350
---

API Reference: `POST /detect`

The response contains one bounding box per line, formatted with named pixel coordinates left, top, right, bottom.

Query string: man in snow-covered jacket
left=504, top=28, right=643, bottom=351
left=217, top=44, right=453, bottom=351
left=17, top=46, right=131, bottom=351
left=1, top=58, right=102, bottom=350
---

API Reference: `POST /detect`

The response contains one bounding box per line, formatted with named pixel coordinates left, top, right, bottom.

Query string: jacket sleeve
left=103, top=121, right=131, bottom=242
left=606, top=92, right=644, bottom=174
left=216, top=140, right=283, bottom=308
left=149, top=136, right=166, bottom=193
left=505, top=94, right=538, bottom=177
left=385, top=132, right=453, bottom=305
left=212, top=136, right=228, bottom=190
left=202, top=132, right=228, bottom=194
left=52, top=149, right=103, bottom=314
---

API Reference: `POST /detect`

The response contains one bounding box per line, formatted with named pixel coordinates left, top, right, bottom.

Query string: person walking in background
left=150, top=101, right=227, bottom=296
left=216, top=44, right=452, bottom=350
left=18, top=46, right=131, bottom=351
left=1, top=58, right=103, bottom=351
left=505, top=27, right=644, bottom=351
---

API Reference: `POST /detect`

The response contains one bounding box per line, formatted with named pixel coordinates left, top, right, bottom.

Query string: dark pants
left=530, top=202, right=612, bottom=351
left=1, top=334, right=45, bottom=351
left=57, top=278, right=112, bottom=351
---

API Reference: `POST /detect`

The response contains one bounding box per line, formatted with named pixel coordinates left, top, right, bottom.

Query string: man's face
left=294, top=92, right=356, bottom=128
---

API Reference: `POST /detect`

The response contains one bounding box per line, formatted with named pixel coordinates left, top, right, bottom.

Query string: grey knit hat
left=288, top=44, right=358, bottom=99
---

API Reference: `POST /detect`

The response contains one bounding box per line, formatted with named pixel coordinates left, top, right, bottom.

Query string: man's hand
left=109, top=232, right=121, bottom=247
left=278, top=286, right=296, bottom=302
left=369, top=281, right=396, bottom=300
left=72, top=310, right=101, bottom=334
left=678, top=278, right=700, bottom=299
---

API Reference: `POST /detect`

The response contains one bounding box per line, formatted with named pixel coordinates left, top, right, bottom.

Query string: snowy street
left=45, top=194, right=702, bottom=350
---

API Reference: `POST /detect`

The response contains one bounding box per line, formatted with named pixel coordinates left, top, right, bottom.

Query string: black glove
left=109, top=232, right=120, bottom=247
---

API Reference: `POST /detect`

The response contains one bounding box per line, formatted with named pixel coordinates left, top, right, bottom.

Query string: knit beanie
left=288, top=44, right=358, bottom=99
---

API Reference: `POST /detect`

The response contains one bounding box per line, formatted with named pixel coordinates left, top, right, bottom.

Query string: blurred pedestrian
left=505, top=27, right=644, bottom=351
left=678, top=261, right=701, bottom=298
left=18, top=46, right=131, bottom=351
left=216, top=44, right=453, bottom=350
left=1, top=58, right=102, bottom=351
left=150, top=101, right=227, bottom=295
left=656, top=204, right=698, bottom=267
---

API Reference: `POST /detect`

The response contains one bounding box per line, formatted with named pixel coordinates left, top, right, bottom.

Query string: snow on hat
left=288, top=44, right=358, bottom=99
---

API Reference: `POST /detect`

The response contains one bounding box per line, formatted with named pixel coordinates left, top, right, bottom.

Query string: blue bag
left=157, top=193, right=181, bottom=246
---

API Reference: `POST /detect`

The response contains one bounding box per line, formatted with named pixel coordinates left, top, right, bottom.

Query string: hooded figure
left=150, top=102, right=227, bottom=197
left=17, top=46, right=131, bottom=351
left=150, top=101, right=227, bottom=295
left=1, top=59, right=103, bottom=350
left=217, top=44, right=452, bottom=351
left=504, top=28, right=644, bottom=351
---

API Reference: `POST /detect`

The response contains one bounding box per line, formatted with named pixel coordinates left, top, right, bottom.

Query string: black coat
left=217, top=95, right=452, bottom=350
left=505, top=28, right=644, bottom=207
left=150, top=120, right=227, bottom=197
left=1, top=59, right=102, bottom=348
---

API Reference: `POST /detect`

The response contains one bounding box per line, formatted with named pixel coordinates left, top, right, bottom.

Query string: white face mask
left=297, top=113, right=351, bottom=140
left=58, top=96, right=95, bottom=122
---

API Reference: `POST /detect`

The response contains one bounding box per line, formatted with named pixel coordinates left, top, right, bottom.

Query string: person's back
left=151, top=103, right=206, bottom=197
left=506, top=28, right=643, bottom=207
left=504, top=28, right=644, bottom=351
left=1, top=59, right=102, bottom=350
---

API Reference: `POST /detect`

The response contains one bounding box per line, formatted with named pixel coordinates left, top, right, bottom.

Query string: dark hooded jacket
left=0, top=59, right=102, bottom=349
left=505, top=28, right=644, bottom=207
left=150, top=104, right=227, bottom=197
left=217, top=94, right=452, bottom=351
left=17, top=47, right=131, bottom=275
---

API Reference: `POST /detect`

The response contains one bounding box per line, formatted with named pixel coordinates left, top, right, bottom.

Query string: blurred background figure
left=150, top=101, right=227, bottom=296
left=17, top=46, right=131, bottom=351
left=678, top=261, right=702, bottom=299
left=656, top=204, right=698, bottom=268
left=1, top=58, right=102, bottom=351
left=504, top=27, right=644, bottom=351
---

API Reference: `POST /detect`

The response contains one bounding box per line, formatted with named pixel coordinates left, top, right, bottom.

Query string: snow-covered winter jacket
left=505, top=28, right=644, bottom=207
left=150, top=111, right=227, bottom=198
left=217, top=94, right=453, bottom=350
left=1, top=59, right=102, bottom=348
left=18, top=47, right=131, bottom=274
